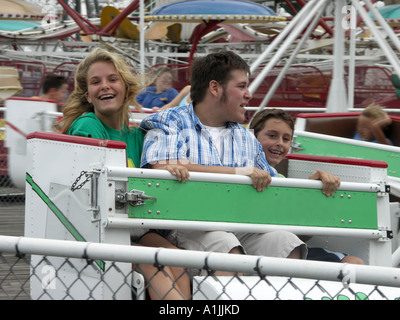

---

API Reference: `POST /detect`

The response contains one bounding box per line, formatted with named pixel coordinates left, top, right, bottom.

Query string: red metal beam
left=98, top=0, right=140, bottom=36
left=295, top=0, right=334, bottom=37
left=284, top=0, right=298, bottom=16
left=56, top=0, right=148, bottom=37
left=56, top=0, right=100, bottom=34
left=188, top=20, right=221, bottom=64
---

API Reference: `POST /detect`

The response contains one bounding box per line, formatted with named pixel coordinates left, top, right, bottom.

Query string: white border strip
left=106, top=217, right=385, bottom=239
left=294, top=130, right=400, bottom=153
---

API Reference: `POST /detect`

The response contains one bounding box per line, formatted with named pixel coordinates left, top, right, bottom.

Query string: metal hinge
left=386, top=230, right=393, bottom=239
left=377, top=229, right=393, bottom=241
left=377, top=184, right=391, bottom=197
left=115, top=189, right=157, bottom=208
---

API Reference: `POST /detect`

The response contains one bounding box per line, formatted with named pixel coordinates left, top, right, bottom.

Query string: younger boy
left=250, top=108, right=364, bottom=264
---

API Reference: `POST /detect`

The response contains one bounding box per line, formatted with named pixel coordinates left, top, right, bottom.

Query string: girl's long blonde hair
left=362, top=102, right=387, bottom=120
left=61, top=48, right=144, bottom=133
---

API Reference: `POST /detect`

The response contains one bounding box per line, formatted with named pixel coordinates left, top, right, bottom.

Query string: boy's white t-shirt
left=203, top=125, right=227, bottom=160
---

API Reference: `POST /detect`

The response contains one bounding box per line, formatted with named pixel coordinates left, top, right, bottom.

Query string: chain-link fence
left=1, top=235, right=400, bottom=301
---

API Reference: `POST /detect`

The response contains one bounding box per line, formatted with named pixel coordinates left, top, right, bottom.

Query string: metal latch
left=115, top=189, right=157, bottom=208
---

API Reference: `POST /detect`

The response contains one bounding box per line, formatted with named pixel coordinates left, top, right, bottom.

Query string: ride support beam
left=56, top=0, right=100, bottom=35
left=98, top=0, right=140, bottom=36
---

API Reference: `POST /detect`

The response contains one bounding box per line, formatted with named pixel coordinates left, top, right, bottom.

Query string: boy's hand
left=309, top=169, right=340, bottom=197
left=236, top=167, right=271, bottom=192
left=165, top=165, right=190, bottom=182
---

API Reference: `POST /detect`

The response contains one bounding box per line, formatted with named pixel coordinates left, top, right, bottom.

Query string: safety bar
left=106, top=166, right=382, bottom=193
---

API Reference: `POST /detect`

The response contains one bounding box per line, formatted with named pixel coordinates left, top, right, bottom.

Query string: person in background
left=32, top=73, right=69, bottom=132
left=34, top=73, right=69, bottom=109
left=250, top=108, right=364, bottom=264
left=61, top=47, right=191, bottom=300
left=354, top=102, right=393, bottom=145
left=152, top=85, right=192, bottom=111
left=136, top=67, right=179, bottom=110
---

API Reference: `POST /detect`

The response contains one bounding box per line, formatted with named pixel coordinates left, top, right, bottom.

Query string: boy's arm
left=141, top=114, right=272, bottom=191
left=371, top=115, right=392, bottom=145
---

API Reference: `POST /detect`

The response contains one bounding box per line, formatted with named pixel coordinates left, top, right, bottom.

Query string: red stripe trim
left=297, top=112, right=400, bottom=121
left=297, top=112, right=361, bottom=118
left=286, top=153, right=388, bottom=168
left=26, top=132, right=127, bottom=149
left=6, top=121, right=27, bottom=138
left=131, top=109, right=157, bottom=115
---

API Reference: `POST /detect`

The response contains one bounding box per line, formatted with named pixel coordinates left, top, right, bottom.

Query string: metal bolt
left=148, top=183, right=152, bottom=187
left=148, top=210, right=152, bottom=214
left=348, top=220, right=352, bottom=224
left=156, top=210, right=160, bottom=215
left=347, top=195, right=351, bottom=199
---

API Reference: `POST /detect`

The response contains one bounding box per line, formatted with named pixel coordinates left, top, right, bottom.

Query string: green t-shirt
left=67, top=112, right=145, bottom=168
left=391, top=73, right=400, bottom=100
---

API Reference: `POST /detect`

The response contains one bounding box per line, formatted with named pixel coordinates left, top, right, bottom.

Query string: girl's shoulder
left=68, top=113, right=107, bottom=138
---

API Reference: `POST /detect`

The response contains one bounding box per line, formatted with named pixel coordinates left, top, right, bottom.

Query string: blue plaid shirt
left=139, top=103, right=277, bottom=177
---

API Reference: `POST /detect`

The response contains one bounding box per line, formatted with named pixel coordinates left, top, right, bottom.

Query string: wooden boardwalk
left=0, top=202, right=25, bottom=236
left=0, top=200, right=30, bottom=300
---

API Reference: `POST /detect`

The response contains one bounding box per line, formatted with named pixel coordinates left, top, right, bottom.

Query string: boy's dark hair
left=189, top=51, right=250, bottom=104
left=250, top=108, right=295, bottom=138
left=42, top=74, right=67, bottom=94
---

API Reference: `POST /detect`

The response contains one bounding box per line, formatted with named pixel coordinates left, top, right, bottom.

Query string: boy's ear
left=209, top=80, right=221, bottom=97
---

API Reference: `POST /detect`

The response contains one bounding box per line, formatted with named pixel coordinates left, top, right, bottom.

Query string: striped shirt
left=139, top=103, right=277, bottom=177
